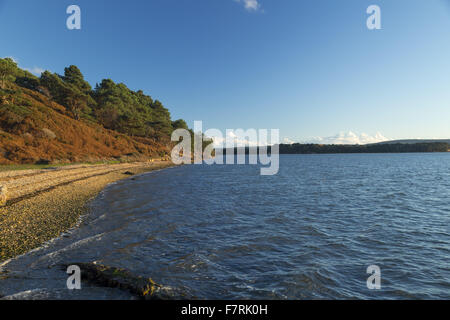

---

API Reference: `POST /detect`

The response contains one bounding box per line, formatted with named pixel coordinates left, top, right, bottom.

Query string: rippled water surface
left=1, top=154, right=449, bottom=299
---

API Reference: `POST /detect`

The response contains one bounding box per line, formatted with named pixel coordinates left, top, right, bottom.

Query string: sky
left=1, top=0, right=450, bottom=144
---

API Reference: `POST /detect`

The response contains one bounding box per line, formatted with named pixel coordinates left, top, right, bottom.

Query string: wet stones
left=64, top=263, right=169, bottom=300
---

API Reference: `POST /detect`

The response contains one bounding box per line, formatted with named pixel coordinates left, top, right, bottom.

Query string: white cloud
left=282, top=137, right=295, bottom=145
left=209, top=131, right=388, bottom=148
left=24, top=67, right=45, bottom=76
left=3, top=56, right=45, bottom=76
left=6, top=56, right=19, bottom=63
left=234, top=0, right=261, bottom=11
left=210, top=130, right=261, bottom=147
left=301, top=131, right=389, bottom=145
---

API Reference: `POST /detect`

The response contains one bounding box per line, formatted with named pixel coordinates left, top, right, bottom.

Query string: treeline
left=224, top=143, right=450, bottom=154
left=0, top=57, right=188, bottom=141
left=278, top=143, right=450, bottom=154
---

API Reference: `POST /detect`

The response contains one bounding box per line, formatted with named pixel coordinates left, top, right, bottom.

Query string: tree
left=37, top=86, right=51, bottom=98
left=40, top=69, right=93, bottom=120
left=64, top=89, right=88, bottom=120
left=0, top=58, right=17, bottom=89
left=38, top=64, right=189, bottom=141
left=63, top=65, right=92, bottom=93
left=96, top=104, right=120, bottom=130
left=15, top=76, right=40, bottom=91
left=172, top=119, right=188, bottom=130
left=40, top=71, right=65, bottom=100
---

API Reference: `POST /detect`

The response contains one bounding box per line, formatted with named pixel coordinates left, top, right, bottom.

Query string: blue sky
left=1, top=0, right=450, bottom=143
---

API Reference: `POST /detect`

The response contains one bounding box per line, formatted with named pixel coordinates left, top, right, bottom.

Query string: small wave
left=27, top=233, right=107, bottom=269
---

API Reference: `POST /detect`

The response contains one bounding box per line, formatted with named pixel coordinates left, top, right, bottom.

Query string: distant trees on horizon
left=222, top=143, right=450, bottom=155
left=277, top=142, right=450, bottom=154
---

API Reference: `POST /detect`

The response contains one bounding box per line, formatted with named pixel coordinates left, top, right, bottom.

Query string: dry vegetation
left=0, top=85, right=171, bottom=165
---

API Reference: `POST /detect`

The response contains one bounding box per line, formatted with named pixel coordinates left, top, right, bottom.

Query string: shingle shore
left=0, top=161, right=174, bottom=263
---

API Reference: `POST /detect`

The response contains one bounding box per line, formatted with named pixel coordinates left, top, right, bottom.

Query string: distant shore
left=221, top=142, right=450, bottom=155
left=0, top=160, right=174, bottom=263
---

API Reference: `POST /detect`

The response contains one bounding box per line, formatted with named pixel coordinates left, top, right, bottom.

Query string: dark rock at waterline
left=35, top=159, right=51, bottom=165
left=123, top=171, right=135, bottom=176
left=63, top=263, right=169, bottom=300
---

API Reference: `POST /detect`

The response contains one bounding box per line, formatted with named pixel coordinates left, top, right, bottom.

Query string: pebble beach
left=0, top=161, right=174, bottom=263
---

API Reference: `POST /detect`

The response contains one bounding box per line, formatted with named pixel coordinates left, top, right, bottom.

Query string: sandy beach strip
left=0, top=161, right=174, bottom=263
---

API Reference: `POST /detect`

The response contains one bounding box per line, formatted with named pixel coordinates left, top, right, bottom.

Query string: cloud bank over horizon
left=208, top=131, right=388, bottom=148
left=301, top=131, right=389, bottom=145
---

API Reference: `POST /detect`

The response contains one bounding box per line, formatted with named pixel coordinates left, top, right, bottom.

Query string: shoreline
left=0, top=161, right=175, bottom=263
